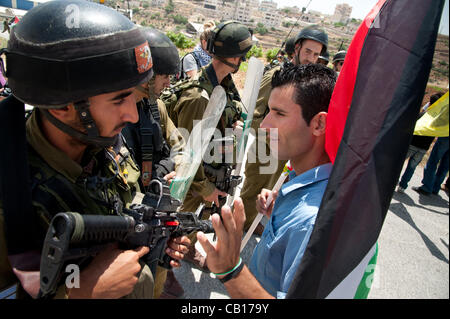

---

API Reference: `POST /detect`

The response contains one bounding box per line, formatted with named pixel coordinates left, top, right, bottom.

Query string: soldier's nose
left=122, top=97, right=139, bottom=124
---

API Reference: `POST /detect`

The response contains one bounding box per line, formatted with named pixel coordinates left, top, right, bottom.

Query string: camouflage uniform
left=0, top=1, right=156, bottom=298
left=0, top=110, right=154, bottom=298
left=121, top=27, right=186, bottom=298
left=168, top=64, right=242, bottom=214
left=122, top=93, right=185, bottom=299
left=239, top=66, right=285, bottom=231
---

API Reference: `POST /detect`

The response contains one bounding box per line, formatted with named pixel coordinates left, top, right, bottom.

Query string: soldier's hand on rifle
left=256, top=188, right=278, bottom=218
left=67, top=244, right=149, bottom=299
left=197, top=198, right=246, bottom=276
left=165, top=235, right=190, bottom=268
left=203, top=187, right=228, bottom=207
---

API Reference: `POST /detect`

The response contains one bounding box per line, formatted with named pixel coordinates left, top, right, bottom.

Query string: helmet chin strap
left=40, top=102, right=118, bottom=148
left=135, top=85, right=149, bottom=98
left=216, top=56, right=241, bottom=73
left=136, top=78, right=157, bottom=100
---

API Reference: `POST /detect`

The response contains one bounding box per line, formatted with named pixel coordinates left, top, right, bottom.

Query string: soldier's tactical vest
left=161, top=64, right=242, bottom=133
left=26, top=136, right=141, bottom=235
left=161, top=64, right=243, bottom=192
left=122, top=98, right=173, bottom=188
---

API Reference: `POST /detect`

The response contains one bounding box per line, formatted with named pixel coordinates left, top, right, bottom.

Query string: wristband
left=214, top=258, right=244, bottom=283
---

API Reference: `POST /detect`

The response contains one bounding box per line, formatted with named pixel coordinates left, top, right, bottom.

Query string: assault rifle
left=202, top=136, right=242, bottom=217
left=38, top=179, right=214, bottom=299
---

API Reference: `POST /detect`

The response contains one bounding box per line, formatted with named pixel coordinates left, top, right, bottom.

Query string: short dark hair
left=430, top=92, right=444, bottom=105
left=271, top=64, right=336, bottom=124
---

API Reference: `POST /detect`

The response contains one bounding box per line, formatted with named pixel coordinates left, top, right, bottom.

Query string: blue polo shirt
left=248, top=163, right=332, bottom=298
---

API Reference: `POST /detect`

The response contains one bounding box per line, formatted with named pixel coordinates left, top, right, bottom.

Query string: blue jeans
left=399, top=145, right=427, bottom=189
left=420, top=137, right=449, bottom=194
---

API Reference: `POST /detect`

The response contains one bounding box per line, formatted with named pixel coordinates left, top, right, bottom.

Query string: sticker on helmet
left=135, top=42, right=152, bottom=74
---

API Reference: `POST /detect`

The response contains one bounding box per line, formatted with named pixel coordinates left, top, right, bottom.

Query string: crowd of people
left=0, top=0, right=447, bottom=300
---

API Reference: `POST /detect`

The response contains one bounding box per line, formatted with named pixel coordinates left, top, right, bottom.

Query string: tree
left=171, top=14, right=188, bottom=25
left=255, top=23, right=268, bottom=35
left=166, top=31, right=196, bottom=49
left=165, top=0, right=175, bottom=14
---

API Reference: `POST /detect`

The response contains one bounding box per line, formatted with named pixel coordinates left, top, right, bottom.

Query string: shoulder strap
left=0, top=96, right=38, bottom=254
left=180, top=52, right=201, bottom=79
left=27, top=145, right=87, bottom=218
left=137, top=99, right=167, bottom=186
left=190, top=51, right=202, bottom=69
left=205, top=64, right=220, bottom=88
left=148, top=99, right=161, bottom=123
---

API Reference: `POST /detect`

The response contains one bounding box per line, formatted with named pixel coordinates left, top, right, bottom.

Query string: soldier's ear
left=47, top=104, right=75, bottom=121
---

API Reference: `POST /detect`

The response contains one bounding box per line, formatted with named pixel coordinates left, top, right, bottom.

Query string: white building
left=232, top=0, right=259, bottom=25
left=262, top=10, right=280, bottom=28
left=259, top=0, right=277, bottom=12
left=332, top=3, right=352, bottom=24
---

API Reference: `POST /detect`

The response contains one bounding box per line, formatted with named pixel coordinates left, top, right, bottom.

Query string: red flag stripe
left=325, top=0, right=387, bottom=163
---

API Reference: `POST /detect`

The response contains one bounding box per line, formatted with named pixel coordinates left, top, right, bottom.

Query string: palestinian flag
left=286, top=0, right=445, bottom=299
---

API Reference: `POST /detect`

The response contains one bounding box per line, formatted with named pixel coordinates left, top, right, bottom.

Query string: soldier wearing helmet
left=239, top=25, right=329, bottom=234
left=318, top=51, right=330, bottom=67
left=263, top=38, right=295, bottom=73
left=121, top=27, right=186, bottom=299
left=165, top=21, right=252, bottom=270
left=123, top=28, right=185, bottom=189
left=0, top=0, right=188, bottom=299
left=293, top=25, right=329, bottom=65
left=284, top=37, right=296, bottom=62
left=333, top=50, right=347, bottom=73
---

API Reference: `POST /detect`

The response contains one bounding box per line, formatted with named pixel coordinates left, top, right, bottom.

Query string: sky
left=273, top=0, right=449, bottom=35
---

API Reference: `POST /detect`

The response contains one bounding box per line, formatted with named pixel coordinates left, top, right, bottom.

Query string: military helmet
left=142, top=28, right=179, bottom=75
left=319, top=51, right=330, bottom=62
left=333, top=50, right=347, bottom=63
left=295, top=25, right=328, bottom=54
left=206, top=21, right=253, bottom=58
left=3, top=0, right=153, bottom=108
left=284, top=37, right=296, bottom=56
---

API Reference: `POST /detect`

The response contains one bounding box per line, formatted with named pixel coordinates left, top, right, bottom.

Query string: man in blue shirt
left=197, top=64, right=336, bottom=298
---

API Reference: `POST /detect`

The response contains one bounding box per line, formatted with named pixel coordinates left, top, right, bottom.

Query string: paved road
left=173, top=159, right=449, bottom=299
left=368, top=169, right=449, bottom=299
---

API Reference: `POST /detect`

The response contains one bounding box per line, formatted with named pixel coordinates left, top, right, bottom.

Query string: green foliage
left=150, top=13, right=161, bottom=20
left=334, top=22, right=346, bottom=27
left=171, top=14, right=188, bottom=25
left=239, top=61, right=248, bottom=72
left=265, top=48, right=278, bottom=62
left=166, top=31, right=196, bottom=49
left=246, top=45, right=263, bottom=60
left=255, top=24, right=268, bottom=35
left=165, top=0, right=175, bottom=14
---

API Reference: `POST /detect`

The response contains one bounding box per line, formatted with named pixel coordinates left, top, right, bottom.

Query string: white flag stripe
left=325, top=243, right=377, bottom=299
